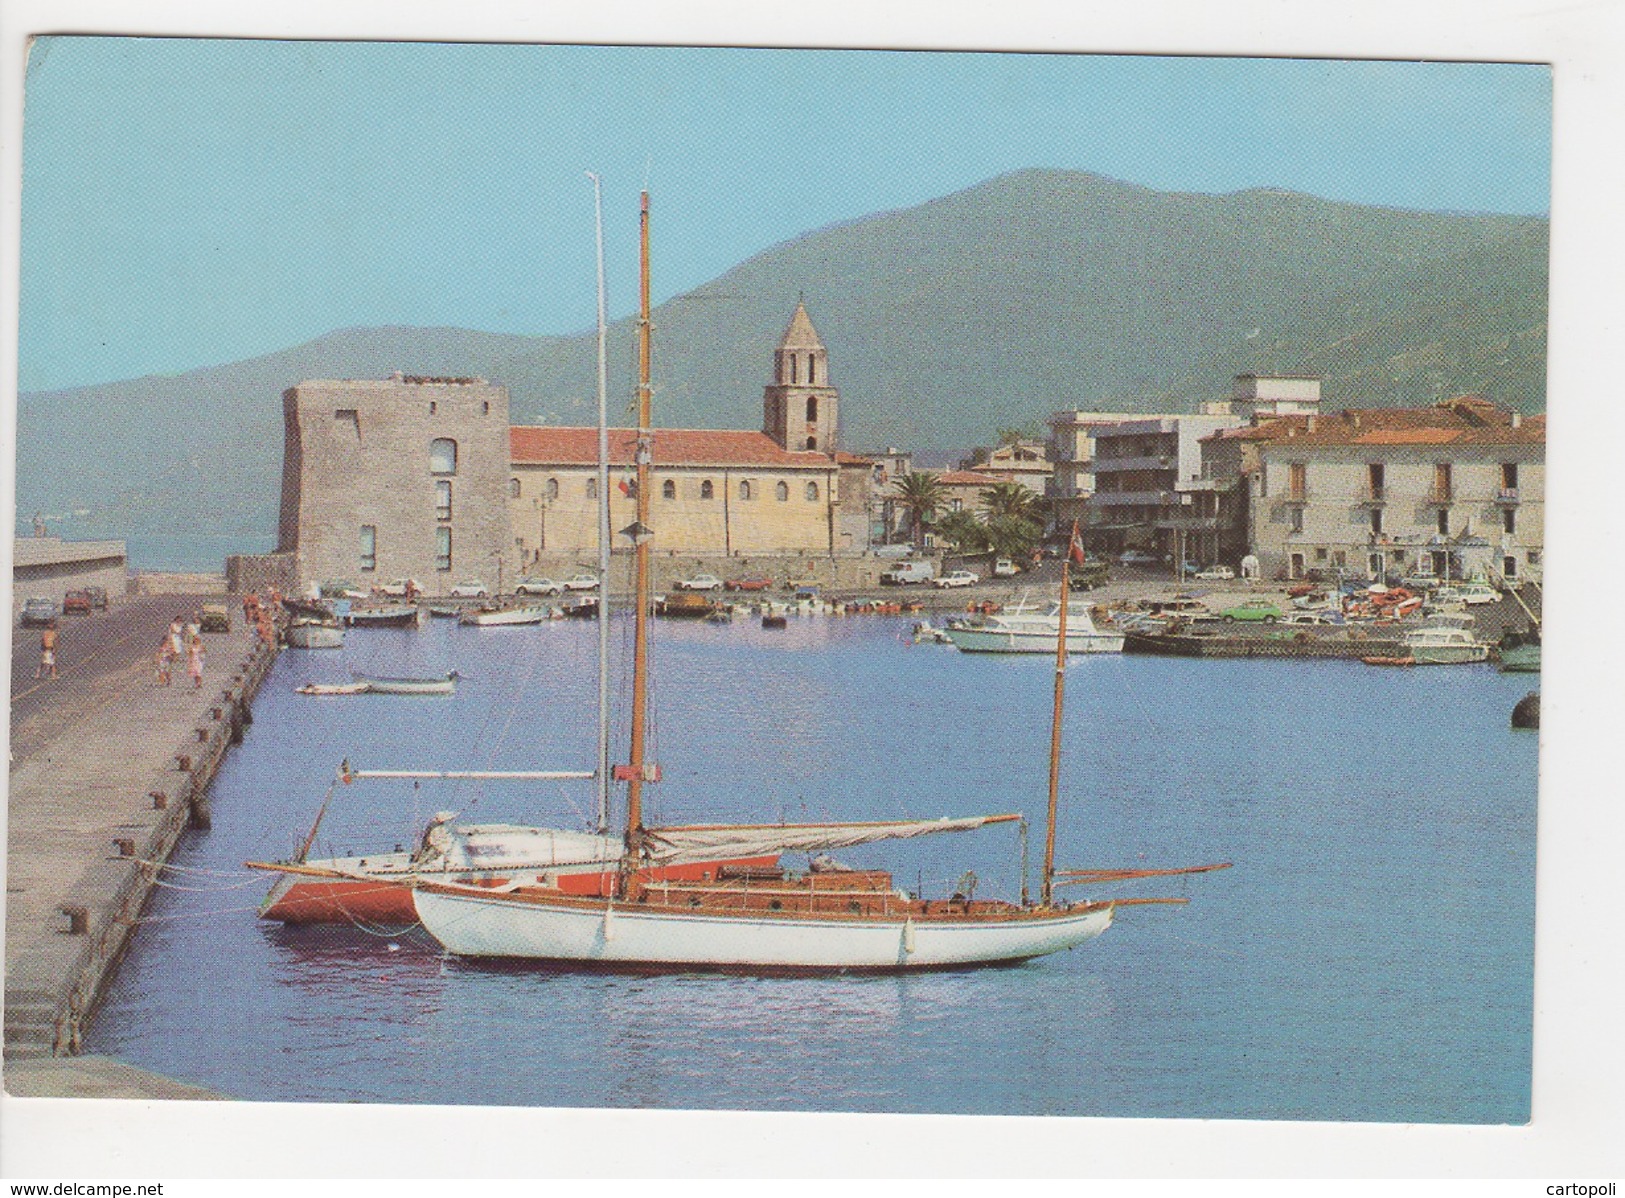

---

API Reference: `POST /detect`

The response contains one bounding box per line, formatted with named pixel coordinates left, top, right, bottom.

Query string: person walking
left=37, top=621, right=59, bottom=680
left=156, top=631, right=174, bottom=686
left=186, top=635, right=205, bottom=688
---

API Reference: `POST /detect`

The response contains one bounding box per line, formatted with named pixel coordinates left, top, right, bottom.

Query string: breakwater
left=5, top=615, right=280, bottom=1065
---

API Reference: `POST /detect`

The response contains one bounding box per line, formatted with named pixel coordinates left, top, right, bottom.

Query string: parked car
left=561, top=575, right=600, bottom=592
left=1117, top=549, right=1159, bottom=567
left=1194, top=565, right=1235, bottom=581
left=374, top=578, right=419, bottom=598
left=20, top=597, right=57, bottom=626
left=62, top=590, right=94, bottom=614
left=992, top=558, right=1019, bottom=578
left=784, top=575, right=821, bottom=591
left=1067, top=559, right=1110, bottom=591
left=933, top=569, right=980, bottom=589
left=1279, top=610, right=1340, bottom=626
left=449, top=580, right=489, bottom=598
left=1400, top=572, right=1442, bottom=591
left=1216, top=599, right=1283, bottom=623
left=674, top=573, right=725, bottom=592
left=1457, top=583, right=1501, bottom=605
left=514, top=577, right=564, bottom=596
left=880, top=561, right=935, bottom=585
left=199, top=604, right=232, bottom=633
left=724, top=576, right=775, bottom=592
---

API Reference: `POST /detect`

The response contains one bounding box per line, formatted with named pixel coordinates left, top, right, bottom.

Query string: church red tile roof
left=511, top=426, right=838, bottom=469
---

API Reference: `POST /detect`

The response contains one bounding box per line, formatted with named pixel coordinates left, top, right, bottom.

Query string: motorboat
left=1401, top=625, right=1491, bottom=664
left=286, top=619, right=344, bottom=649
left=459, top=603, right=554, bottom=627
left=350, top=671, right=459, bottom=695
left=943, top=599, right=1125, bottom=654
left=345, top=604, right=422, bottom=629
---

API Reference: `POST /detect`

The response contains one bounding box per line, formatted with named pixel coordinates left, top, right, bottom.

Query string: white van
left=880, top=560, right=936, bottom=585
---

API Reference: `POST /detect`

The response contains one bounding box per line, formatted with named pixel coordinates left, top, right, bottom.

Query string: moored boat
left=345, top=604, right=422, bottom=629
left=944, top=599, right=1125, bottom=654
left=1402, top=625, right=1491, bottom=664
left=459, top=603, right=554, bottom=627
left=350, top=670, right=459, bottom=695
left=286, top=620, right=344, bottom=649
left=1497, top=629, right=1541, bottom=673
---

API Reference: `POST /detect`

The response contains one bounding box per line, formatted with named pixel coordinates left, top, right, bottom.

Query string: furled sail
left=643, top=814, right=1020, bottom=865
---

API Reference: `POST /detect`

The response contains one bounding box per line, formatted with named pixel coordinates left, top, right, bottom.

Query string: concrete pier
left=6, top=598, right=279, bottom=1077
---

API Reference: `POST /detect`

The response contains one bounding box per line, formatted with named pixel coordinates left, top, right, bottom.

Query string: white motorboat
left=286, top=620, right=343, bottom=649
left=943, top=599, right=1125, bottom=654
left=1402, top=625, right=1491, bottom=664
left=411, top=194, right=1223, bottom=971
left=459, top=603, right=555, bottom=627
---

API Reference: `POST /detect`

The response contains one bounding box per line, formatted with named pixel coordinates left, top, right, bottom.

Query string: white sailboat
left=412, top=193, right=1224, bottom=970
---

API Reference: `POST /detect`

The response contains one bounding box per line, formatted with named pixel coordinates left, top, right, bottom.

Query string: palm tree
left=981, top=479, right=1037, bottom=521
left=935, top=509, right=989, bottom=554
left=892, top=471, right=945, bottom=552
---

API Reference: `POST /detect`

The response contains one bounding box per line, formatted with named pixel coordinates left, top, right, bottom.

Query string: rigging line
left=126, top=904, right=269, bottom=923
left=145, top=874, right=268, bottom=892
left=124, top=857, right=256, bottom=878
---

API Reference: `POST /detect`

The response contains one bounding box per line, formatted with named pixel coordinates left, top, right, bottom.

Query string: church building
left=508, top=302, right=873, bottom=564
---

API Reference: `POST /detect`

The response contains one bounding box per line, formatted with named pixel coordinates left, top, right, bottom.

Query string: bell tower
left=763, top=300, right=839, bottom=453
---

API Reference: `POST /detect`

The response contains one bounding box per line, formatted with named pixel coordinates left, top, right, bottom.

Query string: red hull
left=261, top=855, right=780, bottom=925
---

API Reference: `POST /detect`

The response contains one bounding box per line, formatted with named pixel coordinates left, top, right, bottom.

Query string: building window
left=1315, top=547, right=1328, bottom=561
left=1502, top=508, right=1516, bottom=534
left=507, top=478, right=520, bottom=500
left=546, top=478, right=560, bottom=501
left=806, top=436, right=818, bottom=450
left=806, top=482, right=819, bottom=501
left=436, top=527, right=452, bottom=571
left=482, top=401, right=490, bottom=415
left=1368, top=553, right=1385, bottom=577
left=740, top=480, right=753, bottom=501
left=806, top=397, right=818, bottom=422
left=335, top=409, right=361, bottom=439
left=1288, top=462, right=1306, bottom=499
left=1370, top=508, right=1383, bottom=535
left=359, top=525, right=377, bottom=571
left=429, top=438, right=457, bottom=475
left=1437, top=510, right=1449, bottom=536
left=788, top=354, right=797, bottom=384
left=662, top=479, right=677, bottom=500
left=1289, top=507, right=1303, bottom=534
left=586, top=478, right=598, bottom=500
left=1434, top=463, right=1452, bottom=501
left=701, top=479, right=714, bottom=500
left=1333, top=550, right=1347, bottom=568
left=437, top=480, right=453, bottom=521
left=950, top=498, right=963, bottom=512
left=1501, top=462, right=1519, bottom=490
left=776, top=481, right=789, bottom=502
left=1528, top=549, right=1542, bottom=566
left=1367, top=462, right=1385, bottom=500
left=1503, top=555, right=1518, bottom=578
left=807, top=356, right=817, bottom=385
left=429, top=401, right=437, bottom=416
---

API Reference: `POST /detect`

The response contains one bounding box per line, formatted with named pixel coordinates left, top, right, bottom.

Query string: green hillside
left=14, top=169, right=1548, bottom=541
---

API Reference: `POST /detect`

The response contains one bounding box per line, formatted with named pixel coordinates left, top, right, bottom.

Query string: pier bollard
left=175, top=754, right=192, bottom=772
left=190, top=794, right=212, bottom=831
left=61, top=906, right=89, bottom=935
left=210, top=707, right=222, bottom=721
left=151, top=791, right=168, bottom=810
left=113, top=838, right=135, bottom=858
left=196, top=727, right=210, bottom=743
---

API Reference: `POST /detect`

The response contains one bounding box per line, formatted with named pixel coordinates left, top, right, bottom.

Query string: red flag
left=1068, top=532, right=1086, bottom=566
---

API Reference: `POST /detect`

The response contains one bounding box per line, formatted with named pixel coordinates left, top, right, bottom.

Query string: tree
left=984, top=513, right=1043, bottom=561
left=981, top=479, right=1037, bottom=521
left=935, top=509, right=989, bottom=554
left=892, top=471, right=944, bottom=552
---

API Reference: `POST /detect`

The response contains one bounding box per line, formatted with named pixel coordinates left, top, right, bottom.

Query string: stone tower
left=763, top=300, right=839, bottom=453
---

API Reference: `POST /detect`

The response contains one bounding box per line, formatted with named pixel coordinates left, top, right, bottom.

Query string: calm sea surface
left=88, top=614, right=1537, bottom=1122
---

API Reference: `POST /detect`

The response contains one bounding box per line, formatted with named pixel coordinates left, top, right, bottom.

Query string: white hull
left=945, top=626, right=1125, bottom=654
left=287, top=623, right=344, bottom=649
left=460, top=605, right=554, bottom=626
left=414, top=887, right=1113, bottom=970
left=1410, top=645, right=1490, bottom=664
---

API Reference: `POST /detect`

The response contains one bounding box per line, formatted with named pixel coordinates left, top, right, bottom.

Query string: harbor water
left=88, top=613, right=1536, bottom=1122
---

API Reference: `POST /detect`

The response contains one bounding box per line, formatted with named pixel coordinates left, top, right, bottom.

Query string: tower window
left=776, top=481, right=789, bottom=502
left=546, top=478, right=560, bottom=501
left=701, top=479, right=714, bottom=500
left=805, top=482, right=819, bottom=501
left=740, top=480, right=753, bottom=501
left=438, top=480, right=454, bottom=520
left=663, top=480, right=677, bottom=500
left=788, top=354, right=798, bottom=384
left=806, top=397, right=818, bottom=422
left=436, top=527, right=452, bottom=571
left=806, top=436, right=817, bottom=450
left=429, top=438, right=458, bottom=475
left=807, top=356, right=816, bottom=385
left=482, top=401, right=490, bottom=415
left=335, top=409, right=361, bottom=439
left=359, top=525, right=377, bottom=572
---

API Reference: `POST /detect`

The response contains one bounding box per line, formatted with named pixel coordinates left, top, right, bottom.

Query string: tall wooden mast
left=624, top=191, right=655, bottom=864
left=1041, top=521, right=1078, bottom=907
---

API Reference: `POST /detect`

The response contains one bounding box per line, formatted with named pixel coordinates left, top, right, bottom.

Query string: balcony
left=1356, top=486, right=1387, bottom=507
left=1495, top=487, right=1520, bottom=505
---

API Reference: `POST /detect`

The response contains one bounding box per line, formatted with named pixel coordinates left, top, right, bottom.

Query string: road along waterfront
left=84, top=611, right=1536, bottom=1121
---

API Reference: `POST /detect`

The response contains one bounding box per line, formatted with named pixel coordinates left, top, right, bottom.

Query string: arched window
left=438, top=481, right=454, bottom=519
left=663, top=480, right=677, bottom=500
left=805, top=482, right=819, bottom=501
left=546, top=478, right=560, bottom=501
left=806, top=396, right=818, bottom=422
left=506, top=479, right=519, bottom=501
left=807, top=356, right=816, bottom=385
left=586, top=477, right=598, bottom=500
left=739, top=480, right=753, bottom=501
left=429, top=438, right=457, bottom=475
left=806, top=436, right=818, bottom=450
left=776, top=481, right=789, bottom=502
left=788, top=354, right=798, bottom=384
left=700, top=479, right=714, bottom=500
left=481, top=401, right=490, bottom=415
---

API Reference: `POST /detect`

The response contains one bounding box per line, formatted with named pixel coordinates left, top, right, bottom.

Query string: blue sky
left=18, top=39, right=1550, bottom=393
